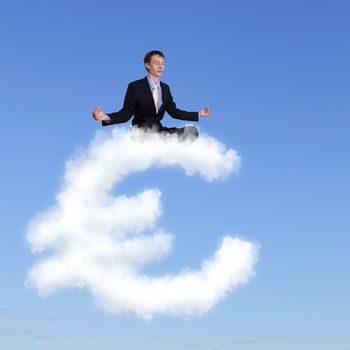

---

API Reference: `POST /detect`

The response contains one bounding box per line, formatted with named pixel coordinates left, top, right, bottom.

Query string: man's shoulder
left=160, top=80, right=170, bottom=88
left=129, top=77, right=148, bottom=86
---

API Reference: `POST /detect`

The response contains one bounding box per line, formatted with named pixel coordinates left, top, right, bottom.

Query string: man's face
left=145, top=54, right=165, bottom=78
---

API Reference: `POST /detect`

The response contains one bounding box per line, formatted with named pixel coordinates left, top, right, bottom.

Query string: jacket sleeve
left=102, top=83, right=137, bottom=126
left=165, top=86, right=199, bottom=122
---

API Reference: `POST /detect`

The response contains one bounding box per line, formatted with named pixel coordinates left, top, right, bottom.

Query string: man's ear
left=145, top=63, right=150, bottom=71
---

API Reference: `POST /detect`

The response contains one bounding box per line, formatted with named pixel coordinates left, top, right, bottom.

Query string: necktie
left=153, top=85, right=159, bottom=113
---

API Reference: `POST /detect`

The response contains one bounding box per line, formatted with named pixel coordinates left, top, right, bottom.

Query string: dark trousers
left=132, top=123, right=199, bottom=141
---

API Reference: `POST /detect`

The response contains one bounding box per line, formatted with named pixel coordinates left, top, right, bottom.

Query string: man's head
left=144, top=50, right=165, bottom=78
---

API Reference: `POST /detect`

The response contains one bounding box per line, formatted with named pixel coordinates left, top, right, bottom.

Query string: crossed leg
left=131, top=124, right=199, bottom=141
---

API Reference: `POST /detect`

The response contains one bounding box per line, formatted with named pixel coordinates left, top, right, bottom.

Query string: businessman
left=92, top=50, right=211, bottom=140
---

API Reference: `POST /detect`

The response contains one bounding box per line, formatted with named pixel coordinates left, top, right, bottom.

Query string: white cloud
left=26, top=127, right=258, bottom=319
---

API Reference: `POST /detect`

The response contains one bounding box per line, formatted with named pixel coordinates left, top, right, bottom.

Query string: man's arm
left=165, top=87, right=199, bottom=122
left=165, top=86, right=212, bottom=121
left=92, top=83, right=137, bottom=126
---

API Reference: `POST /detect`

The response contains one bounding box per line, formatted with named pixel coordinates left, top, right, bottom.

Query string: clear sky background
left=1, top=0, right=349, bottom=349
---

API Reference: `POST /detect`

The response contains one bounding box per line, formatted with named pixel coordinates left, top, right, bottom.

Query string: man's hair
left=144, top=50, right=165, bottom=71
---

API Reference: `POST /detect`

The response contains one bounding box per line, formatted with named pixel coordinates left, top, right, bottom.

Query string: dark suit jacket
left=102, top=76, right=199, bottom=127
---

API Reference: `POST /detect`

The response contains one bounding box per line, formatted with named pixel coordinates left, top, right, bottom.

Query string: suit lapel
left=142, top=76, right=157, bottom=113
left=158, top=81, right=167, bottom=113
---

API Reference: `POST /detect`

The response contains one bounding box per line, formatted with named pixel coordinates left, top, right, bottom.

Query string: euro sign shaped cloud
left=26, top=128, right=259, bottom=319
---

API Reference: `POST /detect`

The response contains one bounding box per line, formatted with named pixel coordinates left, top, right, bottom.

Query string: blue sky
left=1, top=0, right=349, bottom=349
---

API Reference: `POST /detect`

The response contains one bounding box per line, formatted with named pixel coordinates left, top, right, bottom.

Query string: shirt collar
left=147, top=74, right=160, bottom=90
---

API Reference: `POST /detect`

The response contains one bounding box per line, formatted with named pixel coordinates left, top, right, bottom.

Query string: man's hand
left=92, top=106, right=109, bottom=121
left=199, top=106, right=212, bottom=117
